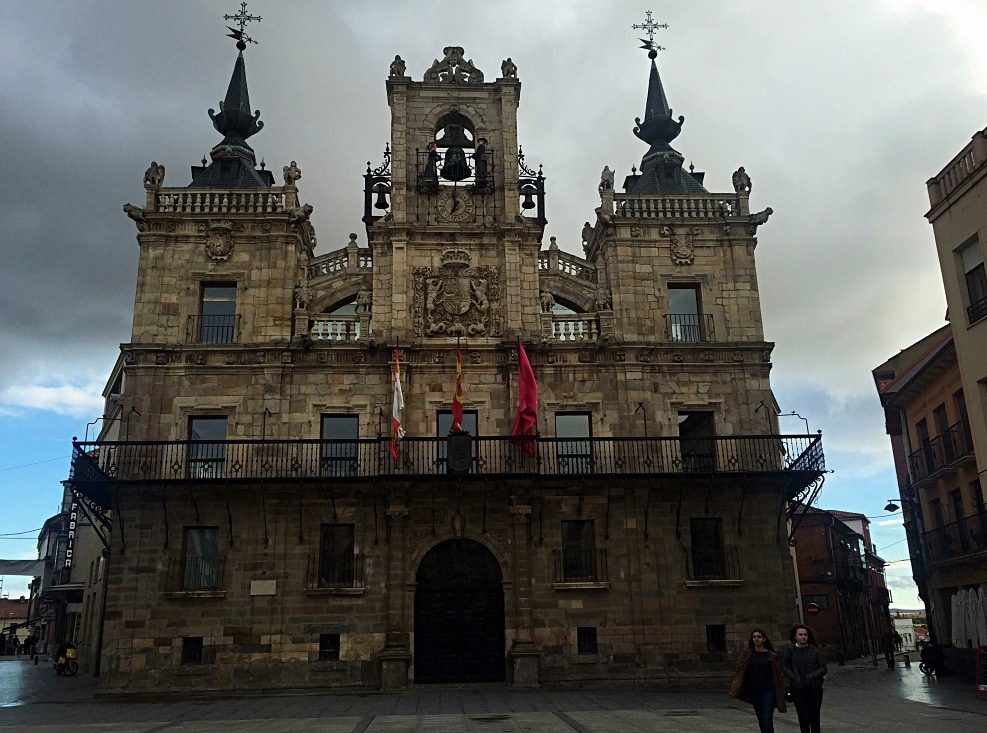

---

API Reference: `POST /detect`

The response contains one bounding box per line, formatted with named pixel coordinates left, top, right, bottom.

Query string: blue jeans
left=751, top=687, right=776, bottom=733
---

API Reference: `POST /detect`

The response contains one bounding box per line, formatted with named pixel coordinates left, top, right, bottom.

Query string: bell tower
left=363, top=47, right=546, bottom=343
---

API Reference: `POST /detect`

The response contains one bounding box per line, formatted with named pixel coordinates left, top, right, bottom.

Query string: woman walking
left=781, top=624, right=827, bottom=733
left=729, top=628, right=787, bottom=733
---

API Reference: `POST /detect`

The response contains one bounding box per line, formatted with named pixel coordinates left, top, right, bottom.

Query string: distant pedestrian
left=881, top=630, right=897, bottom=669
left=893, top=630, right=903, bottom=652
left=729, top=628, right=787, bottom=733
left=782, top=624, right=827, bottom=733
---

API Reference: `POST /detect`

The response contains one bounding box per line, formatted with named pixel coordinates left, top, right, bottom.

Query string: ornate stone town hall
left=70, top=15, right=824, bottom=693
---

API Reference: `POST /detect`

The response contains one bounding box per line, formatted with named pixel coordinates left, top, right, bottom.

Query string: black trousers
left=790, top=686, right=823, bottom=733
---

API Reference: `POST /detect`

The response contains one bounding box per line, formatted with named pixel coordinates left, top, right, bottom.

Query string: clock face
left=437, top=188, right=475, bottom=223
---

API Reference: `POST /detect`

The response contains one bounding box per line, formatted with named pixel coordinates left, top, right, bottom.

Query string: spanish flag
left=451, top=341, right=464, bottom=432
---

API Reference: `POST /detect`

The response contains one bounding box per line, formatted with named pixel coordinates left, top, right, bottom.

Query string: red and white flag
left=390, top=348, right=405, bottom=459
left=451, top=341, right=464, bottom=432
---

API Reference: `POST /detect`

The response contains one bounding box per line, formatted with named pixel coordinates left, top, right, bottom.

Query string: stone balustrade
left=307, top=241, right=373, bottom=281
left=614, top=193, right=744, bottom=219
left=549, top=315, right=598, bottom=342
left=153, top=188, right=288, bottom=214
left=310, top=315, right=364, bottom=342
left=538, top=250, right=596, bottom=282
left=927, top=129, right=987, bottom=208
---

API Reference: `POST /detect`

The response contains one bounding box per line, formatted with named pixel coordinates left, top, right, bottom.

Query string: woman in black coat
left=781, top=624, right=827, bottom=733
left=729, top=629, right=787, bottom=733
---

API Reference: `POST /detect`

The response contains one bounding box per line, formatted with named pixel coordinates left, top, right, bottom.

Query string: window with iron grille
left=437, top=409, right=478, bottom=474
left=577, top=627, right=598, bottom=655
left=188, top=416, right=227, bottom=478
left=319, top=633, right=340, bottom=661
left=561, top=520, right=595, bottom=581
left=182, top=527, right=220, bottom=590
left=690, top=518, right=726, bottom=578
left=555, top=412, right=592, bottom=474
left=667, top=283, right=706, bottom=342
left=321, top=414, right=359, bottom=477
left=181, top=636, right=204, bottom=664
left=959, top=237, right=987, bottom=323
left=319, top=524, right=355, bottom=587
left=199, top=283, right=237, bottom=343
left=706, top=625, right=727, bottom=653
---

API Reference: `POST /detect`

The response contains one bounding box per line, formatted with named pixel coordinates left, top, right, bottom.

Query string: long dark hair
left=790, top=624, right=818, bottom=646
left=748, top=628, right=775, bottom=651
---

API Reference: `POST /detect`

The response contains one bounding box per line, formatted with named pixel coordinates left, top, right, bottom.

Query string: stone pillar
left=346, top=233, right=360, bottom=268
left=380, top=504, right=410, bottom=690
left=597, top=310, right=614, bottom=341
left=737, top=192, right=750, bottom=217
left=507, top=502, right=540, bottom=687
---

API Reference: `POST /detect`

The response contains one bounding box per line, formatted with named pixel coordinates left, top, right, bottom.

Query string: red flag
left=390, top=349, right=405, bottom=460
left=510, top=342, right=538, bottom=455
left=451, top=342, right=464, bottom=432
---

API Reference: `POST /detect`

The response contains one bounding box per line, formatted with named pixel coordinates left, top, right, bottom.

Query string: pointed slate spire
left=633, top=59, right=681, bottom=154
left=190, top=49, right=273, bottom=187
left=208, top=51, right=264, bottom=146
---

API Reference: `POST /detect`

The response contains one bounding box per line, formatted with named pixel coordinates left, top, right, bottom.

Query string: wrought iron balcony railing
left=924, top=511, right=987, bottom=565
left=552, top=548, right=608, bottom=584
left=665, top=313, right=715, bottom=343
left=687, top=546, right=741, bottom=580
left=165, top=555, right=226, bottom=592
left=69, top=433, right=823, bottom=485
left=968, top=295, right=987, bottom=324
left=907, top=420, right=974, bottom=483
left=305, top=553, right=365, bottom=591
left=187, top=314, right=240, bottom=344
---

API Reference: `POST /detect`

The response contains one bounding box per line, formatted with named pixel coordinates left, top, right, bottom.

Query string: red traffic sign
left=806, top=602, right=821, bottom=617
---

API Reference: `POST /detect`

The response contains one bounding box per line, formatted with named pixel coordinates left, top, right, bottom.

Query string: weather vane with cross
left=632, top=10, right=668, bottom=59
left=224, top=1, right=262, bottom=50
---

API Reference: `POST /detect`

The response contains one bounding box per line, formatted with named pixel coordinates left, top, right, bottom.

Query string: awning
left=0, top=559, right=44, bottom=576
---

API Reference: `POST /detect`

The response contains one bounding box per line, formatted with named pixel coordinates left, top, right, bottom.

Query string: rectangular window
left=667, top=283, right=705, bottom=342
left=321, top=414, right=359, bottom=477
left=182, top=527, right=220, bottom=590
left=188, top=416, right=227, bottom=478
left=959, top=238, right=987, bottom=323
left=319, top=633, right=340, bottom=661
left=561, top=519, right=595, bottom=581
left=930, top=498, right=946, bottom=528
left=679, top=411, right=716, bottom=472
left=689, top=518, right=726, bottom=578
left=437, top=409, right=478, bottom=474
left=934, top=403, right=954, bottom=462
left=319, top=524, right=355, bottom=587
left=181, top=636, right=204, bottom=664
left=576, top=627, right=598, bottom=655
left=199, top=282, right=238, bottom=343
left=555, top=412, right=592, bottom=474
left=916, top=418, right=933, bottom=475
left=706, top=624, right=727, bottom=653
left=802, top=594, right=830, bottom=610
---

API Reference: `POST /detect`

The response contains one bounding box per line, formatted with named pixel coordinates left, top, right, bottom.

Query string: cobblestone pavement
left=1, top=656, right=985, bottom=731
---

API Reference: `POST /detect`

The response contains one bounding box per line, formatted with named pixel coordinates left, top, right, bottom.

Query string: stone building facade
left=69, top=41, right=824, bottom=693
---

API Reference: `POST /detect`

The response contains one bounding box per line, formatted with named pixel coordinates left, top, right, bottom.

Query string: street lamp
left=884, top=500, right=900, bottom=513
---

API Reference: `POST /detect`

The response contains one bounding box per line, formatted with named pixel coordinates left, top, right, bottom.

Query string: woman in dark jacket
left=781, top=624, right=827, bottom=733
left=729, top=628, right=787, bottom=733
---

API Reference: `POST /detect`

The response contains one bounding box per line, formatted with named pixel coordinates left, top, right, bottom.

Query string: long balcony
left=69, top=433, right=823, bottom=488
left=924, top=511, right=987, bottom=565
left=907, top=420, right=974, bottom=484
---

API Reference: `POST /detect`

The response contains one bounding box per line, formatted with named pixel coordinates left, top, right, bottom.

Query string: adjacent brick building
left=68, top=35, right=824, bottom=693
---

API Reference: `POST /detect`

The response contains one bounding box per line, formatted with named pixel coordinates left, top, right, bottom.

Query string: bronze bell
left=520, top=184, right=536, bottom=209
left=439, top=124, right=472, bottom=182
left=373, top=183, right=390, bottom=210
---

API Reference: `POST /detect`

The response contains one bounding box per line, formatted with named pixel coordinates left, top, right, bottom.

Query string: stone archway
left=413, top=538, right=505, bottom=683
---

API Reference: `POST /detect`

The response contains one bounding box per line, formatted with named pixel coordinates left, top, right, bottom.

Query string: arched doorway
left=414, top=538, right=505, bottom=683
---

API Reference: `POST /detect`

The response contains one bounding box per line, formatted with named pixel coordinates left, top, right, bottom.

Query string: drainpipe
left=92, top=548, right=110, bottom=677
left=826, top=514, right=849, bottom=665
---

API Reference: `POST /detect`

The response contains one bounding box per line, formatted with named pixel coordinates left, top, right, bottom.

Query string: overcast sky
left=3, top=0, right=986, bottom=605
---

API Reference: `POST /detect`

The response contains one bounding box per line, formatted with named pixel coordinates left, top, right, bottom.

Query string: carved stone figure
left=287, top=204, right=316, bottom=251
left=389, top=54, right=406, bottom=78
left=143, top=161, right=165, bottom=189
left=501, top=57, right=517, bottom=78
left=423, top=46, right=484, bottom=83
left=283, top=161, right=301, bottom=186
left=294, top=284, right=311, bottom=310
left=539, top=290, right=556, bottom=313
left=123, top=203, right=147, bottom=231
left=594, top=287, right=613, bottom=312
left=581, top=221, right=594, bottom=247
left=732, top=166, right=752, bottom=194
left=288, top=203, right=313, bottom=223
left=473, top=137, right=488, bottom=189
left=599, top=165, right=614, bottom=192
left=423, top=141, right=440, bottom=181
left=356, top=286, right=373, bottom=314
left=749, top=207, right=773, bottom=226
left=205, top=220, right=235, bottom=262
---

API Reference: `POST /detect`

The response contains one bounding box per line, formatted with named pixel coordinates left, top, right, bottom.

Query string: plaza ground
left=1, top=655, right=984, bottom=731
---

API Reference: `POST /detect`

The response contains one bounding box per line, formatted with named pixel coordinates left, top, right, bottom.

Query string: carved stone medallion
left=413, top=250, right=501, bottom=338
left=662, top=225, right=700, bottom=266
left=205, top=220, right=235, bottom=262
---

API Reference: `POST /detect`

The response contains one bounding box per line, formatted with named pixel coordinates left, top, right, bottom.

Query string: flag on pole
left=451, top=341, right=464, bottom=432
left=390, top=348, right=405, bottom=459
left=510, top=342, right=538, bottom=455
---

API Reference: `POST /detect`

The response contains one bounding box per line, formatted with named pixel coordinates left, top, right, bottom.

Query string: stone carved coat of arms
left=413, top=250, right=501, bottom=338
left=205, top=220, right=235, bottom=262
left=661, top=225, right=700, bottom=266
